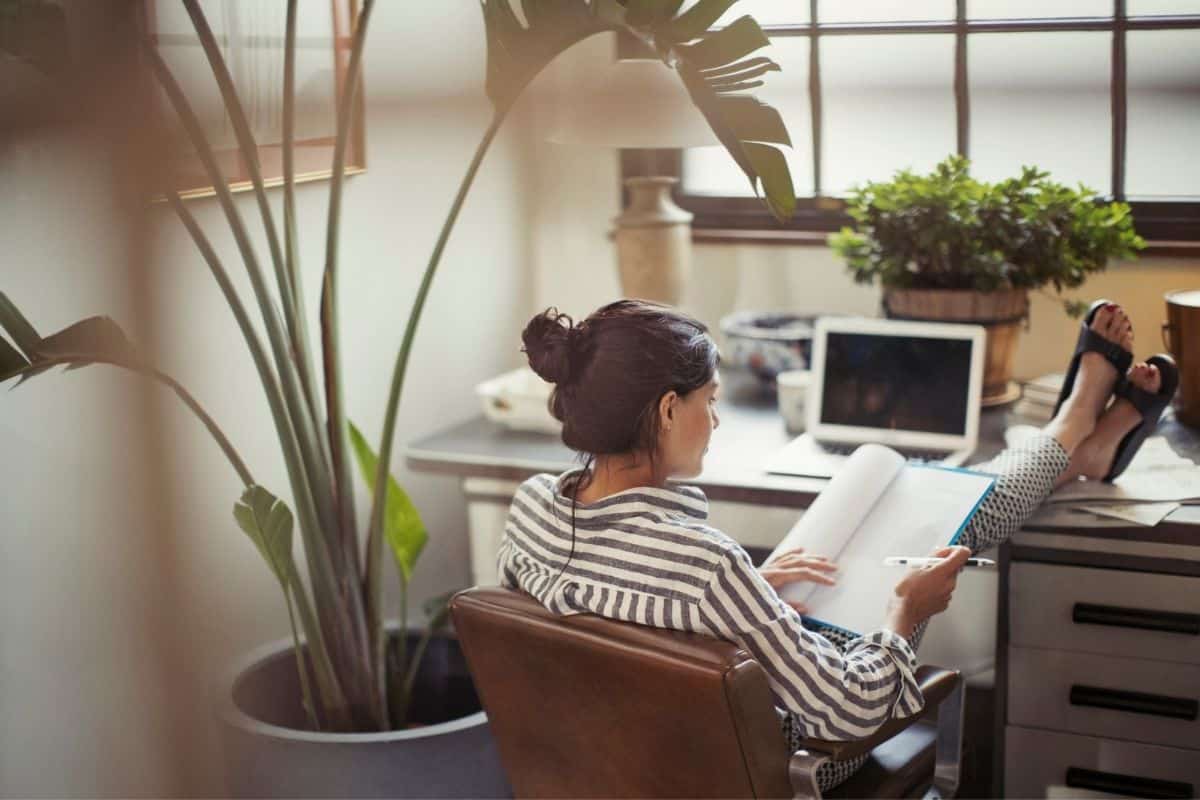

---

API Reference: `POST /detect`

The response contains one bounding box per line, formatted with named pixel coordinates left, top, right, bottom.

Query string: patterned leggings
left=782, top=434, right=1071, bottom=792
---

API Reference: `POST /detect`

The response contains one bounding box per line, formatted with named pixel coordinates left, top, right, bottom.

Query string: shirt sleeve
left=697, top=545, right=924, bottom=741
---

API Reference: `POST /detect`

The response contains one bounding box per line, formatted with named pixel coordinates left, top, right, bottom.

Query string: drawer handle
left=1070, top=684, right=1198, bottom=721
left=1066, top=767, right=1193, bottom=799
left=1073, top=602, right=1200, bottom=636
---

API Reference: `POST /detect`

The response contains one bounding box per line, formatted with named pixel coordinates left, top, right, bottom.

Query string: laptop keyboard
left=822, top=442, right=948, bottom=464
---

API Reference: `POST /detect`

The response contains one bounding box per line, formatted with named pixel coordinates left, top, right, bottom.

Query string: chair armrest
left=793, top=665, right=960, bottom=762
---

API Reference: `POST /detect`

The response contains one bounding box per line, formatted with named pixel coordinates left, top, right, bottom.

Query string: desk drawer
left=1009, top=562, right=1200, bottom=664
left=1008, top=647, right=1200, bottom=748
left=1005, top=726, right=1200, bottom=799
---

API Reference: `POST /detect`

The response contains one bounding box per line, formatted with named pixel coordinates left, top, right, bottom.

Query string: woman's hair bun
left=522, top=308, right=578, bottom=385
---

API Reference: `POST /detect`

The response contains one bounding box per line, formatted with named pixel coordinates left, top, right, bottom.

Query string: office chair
left=450, top=587, right=964, bottom=799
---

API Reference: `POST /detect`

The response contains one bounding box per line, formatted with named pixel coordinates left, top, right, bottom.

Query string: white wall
left=1, top=4, right=534, bottom=796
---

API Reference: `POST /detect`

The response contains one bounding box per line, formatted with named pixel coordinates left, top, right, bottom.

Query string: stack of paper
left=1012, top=373, right=1064, bottom=422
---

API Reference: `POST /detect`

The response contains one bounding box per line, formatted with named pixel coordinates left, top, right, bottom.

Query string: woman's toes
left=1128, top=362, right=1162, bottom=394
left=1120, top=323, right=1134, bottom=353
left=1091, top=305, right=1115, bottom=337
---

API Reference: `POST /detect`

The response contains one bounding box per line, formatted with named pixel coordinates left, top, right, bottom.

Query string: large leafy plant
left=829, top=155, right=1145, bottom=309
left=0, top=0, right=796, bottom=732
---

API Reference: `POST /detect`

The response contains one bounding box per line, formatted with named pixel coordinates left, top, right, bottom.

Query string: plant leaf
left=233, top=485, right=295, bottom=588
left=676, top=15, right=769, bottom=70
left=481, top=0, right=620, bottom=113
left=32, top=316, right=139, bottom=364
left=478, top=0, right=795, bottom=222
left=743, top=141, right=796, bottom=219
left=624, top=0, right=682, bottom=27
left=0, top=291, right=41, bottom=357
left=0, top=335, right=29, bottom=377
left=348, top=421, right=427, bottom=580
left=677, top=62, right=795, bottom=221
left=664, top=0, right=739, bottom=41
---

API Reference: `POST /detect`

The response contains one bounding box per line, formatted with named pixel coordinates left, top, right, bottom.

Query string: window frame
left=626, top=3, right=1200, bottom=248
left=142, top=0, right=366, bottom=200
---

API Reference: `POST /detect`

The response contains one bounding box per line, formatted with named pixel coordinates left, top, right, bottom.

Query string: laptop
left=766, top=316, right=986, bottom=478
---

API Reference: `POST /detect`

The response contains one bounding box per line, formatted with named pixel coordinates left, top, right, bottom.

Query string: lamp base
left=614, top=176, right=693, bottom=306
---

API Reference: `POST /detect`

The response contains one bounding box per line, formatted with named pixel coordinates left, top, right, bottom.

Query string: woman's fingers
left=786, top=601, right=809, bottom=615
left=769, top=553, right=838, bottom=572
left=762, top=567, right=838, bottom=587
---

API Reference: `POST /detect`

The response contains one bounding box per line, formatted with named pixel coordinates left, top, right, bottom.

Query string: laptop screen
left=820, top=332, right=973, bottom=436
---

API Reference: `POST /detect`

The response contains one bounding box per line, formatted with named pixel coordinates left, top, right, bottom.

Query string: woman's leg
left=937, top=305, right=1133, bottom=556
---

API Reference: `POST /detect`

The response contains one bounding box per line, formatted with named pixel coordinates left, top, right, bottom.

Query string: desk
left=406, top=373, right=1200, bottom=797
left=406, top=370, right=1200, bottom=552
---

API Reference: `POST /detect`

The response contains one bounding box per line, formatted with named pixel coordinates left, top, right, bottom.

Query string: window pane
left=819, top=0, right=952, bottom=23
left=969, top=33, right=1110, bottom=191
left=1128, top=0, right=1200, bottom=13
left=682, top=39, right=813, bottom=197
left=969, top=0, right=1112, bottom=17
left=1127, top=30, right=1200, bottom=197
left=677, top=0, right=809, bottom=27
left=822, top=35, right=956, bottom=195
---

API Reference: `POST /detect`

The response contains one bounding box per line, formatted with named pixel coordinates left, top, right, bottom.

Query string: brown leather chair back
left=451, top=586, right=794, bottom=799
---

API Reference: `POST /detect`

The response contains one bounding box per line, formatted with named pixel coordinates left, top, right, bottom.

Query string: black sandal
left=1104, top=353, right=1180, bottom=482
left=1053, top=298, right=1134, bottom=417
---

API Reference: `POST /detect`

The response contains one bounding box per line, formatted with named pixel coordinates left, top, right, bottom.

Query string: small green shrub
left=829, top=156, right=1145, bottom=304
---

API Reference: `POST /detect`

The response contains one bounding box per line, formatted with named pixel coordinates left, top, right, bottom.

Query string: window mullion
left=808, top=0, right=823, bottom=197
left=955, top=0, right=969, bottom=159
left=1112, top=0, right=1127, bottom=201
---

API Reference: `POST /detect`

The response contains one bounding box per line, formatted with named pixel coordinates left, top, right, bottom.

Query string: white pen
left=883, top=556, right=996, bottom=568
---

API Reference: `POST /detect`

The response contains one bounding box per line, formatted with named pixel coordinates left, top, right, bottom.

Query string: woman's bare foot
left=1057, top=361, right=1163, bottom=485
left=1043, top=303, right=1134, bottom=455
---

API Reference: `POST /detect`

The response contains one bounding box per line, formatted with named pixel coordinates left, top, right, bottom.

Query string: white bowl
left=475, top=368, right=562, bottom=434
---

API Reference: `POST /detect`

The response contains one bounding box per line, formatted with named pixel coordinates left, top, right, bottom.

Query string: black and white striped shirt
left=498, top=468, right=924, bottom=741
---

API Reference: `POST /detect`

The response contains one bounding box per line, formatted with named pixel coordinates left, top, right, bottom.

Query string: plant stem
left=284, top=586, right=321, bottom=731
left=282, top=0, right=327, bottom=472
left=321, top=0, right=376, bottom=621
left=364, top=110, right=508, bottom=710
left=182, top=0, right=325, bottom=450
left=395, top=578, right=408, bottom=726
left=148, top=366, right=254, bottom=487
left=401, top=602, right=450, bottom=707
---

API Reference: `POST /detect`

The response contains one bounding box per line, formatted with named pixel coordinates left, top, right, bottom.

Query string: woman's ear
left=658, top=391, right=677, bottom=431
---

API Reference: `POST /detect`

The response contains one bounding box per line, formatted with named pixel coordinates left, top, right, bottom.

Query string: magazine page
left=768, top=444, right=905, bottom=608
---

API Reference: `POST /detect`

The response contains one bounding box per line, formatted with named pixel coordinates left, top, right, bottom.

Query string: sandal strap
left=1115, top=377, right=1160, bottom=415
left=1080, top=325, right=1133, bottom=374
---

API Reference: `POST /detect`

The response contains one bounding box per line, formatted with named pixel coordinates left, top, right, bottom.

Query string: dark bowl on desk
left=719, top=311, right=816, bottom=389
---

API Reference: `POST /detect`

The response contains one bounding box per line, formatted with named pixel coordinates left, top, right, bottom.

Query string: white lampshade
left=544, top=58, right=720, bottom=149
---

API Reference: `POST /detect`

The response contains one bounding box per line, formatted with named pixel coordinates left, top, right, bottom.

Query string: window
left=642, top=1, right=1200, bottom=245
left=144, top=0, right=365, bottom=199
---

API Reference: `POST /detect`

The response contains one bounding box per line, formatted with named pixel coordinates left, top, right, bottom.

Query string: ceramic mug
left=776, top=370, right=812, bottom=434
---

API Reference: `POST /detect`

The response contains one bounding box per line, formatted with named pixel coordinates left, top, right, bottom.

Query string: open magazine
left=768, top=444, right=996, bottom=636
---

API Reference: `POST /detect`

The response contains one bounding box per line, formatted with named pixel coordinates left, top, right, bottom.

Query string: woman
left=497, top=299, right=1167, bottom=791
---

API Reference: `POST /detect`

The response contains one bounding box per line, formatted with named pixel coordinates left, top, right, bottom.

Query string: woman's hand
left=759, top=547, right=838, bottom=614
left=885, top=545, right=970, bottom=638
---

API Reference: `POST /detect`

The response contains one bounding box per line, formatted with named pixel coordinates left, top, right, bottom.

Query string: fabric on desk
left=497, top=473, right=925, bottom=745
left=785, top=432, right=1070, bottom=790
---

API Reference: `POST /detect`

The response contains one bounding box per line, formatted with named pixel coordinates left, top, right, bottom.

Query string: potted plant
left=0, top=1, right=797, bottom=796
left=829, top=155, right=1145, bottom=405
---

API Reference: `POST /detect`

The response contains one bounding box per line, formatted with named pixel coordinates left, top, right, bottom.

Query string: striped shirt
left=498, top=468, right=925, bottom=741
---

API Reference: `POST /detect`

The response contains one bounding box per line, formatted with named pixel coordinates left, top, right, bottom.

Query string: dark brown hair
left=522, top=299, right=719, bottom=473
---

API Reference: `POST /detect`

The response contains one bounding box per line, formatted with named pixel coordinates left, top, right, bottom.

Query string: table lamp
left=546, top=56, right=721, bottom=306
